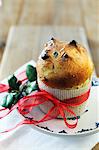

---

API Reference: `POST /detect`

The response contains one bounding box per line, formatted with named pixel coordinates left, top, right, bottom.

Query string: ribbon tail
left=38, top=106, right=58, bottom=123
left=0, top=84, right=9, bottom=93
left=0, top=106, right=58, bottom=133
left=17, top=71, right=27, bottom=83
left=0, top=119, right=30, bottom=133
left=59, top=106, right=78, bottom=129
left=17, top=92, right=51, bottom=115
left=0, top=104, right=18, bottom=119
left=0, top=107, right=7, bottom=111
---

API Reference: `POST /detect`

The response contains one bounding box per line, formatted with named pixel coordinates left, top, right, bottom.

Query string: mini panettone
left=0, top=38, right=96, bottom=133
left=36, top=38, right=94, bottom=118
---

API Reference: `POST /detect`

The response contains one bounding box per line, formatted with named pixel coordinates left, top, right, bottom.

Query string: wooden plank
left=81, top=0, right=99, bottom=76
left=19, top=0, right=54, bottom=25
left=0, top=26, right=91, bottom=80
left=0, top=0, right=23, bottom=43
left=19, top=0, right=82, bottom=26
left=0, top=0, right=24, bottom=62
left=53, top=0, right=82, bottom=26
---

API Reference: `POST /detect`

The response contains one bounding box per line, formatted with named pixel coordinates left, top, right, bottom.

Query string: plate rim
left=17, top=108, right=99, bottom=137
left=33, top=123, right=99, bottom=137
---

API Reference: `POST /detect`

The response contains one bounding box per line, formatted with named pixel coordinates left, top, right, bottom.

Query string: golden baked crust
left=36, top=38, right=94, bottom=89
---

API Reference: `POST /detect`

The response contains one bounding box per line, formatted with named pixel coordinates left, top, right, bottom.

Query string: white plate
left=1, top=60, right=99, bottom=137
left=22, top=85, right=99, bottom=137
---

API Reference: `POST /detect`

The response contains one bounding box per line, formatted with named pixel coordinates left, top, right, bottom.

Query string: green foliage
left=1, top=64, right=38, bottom=109
left=1, top=92, right=21, bottom=108
left=8, top=75, right=21, bottom=90
left=26, top=65, right=37, bottom=82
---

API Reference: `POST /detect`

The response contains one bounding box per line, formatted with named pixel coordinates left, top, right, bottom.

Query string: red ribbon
left=0, top=69, right=90, bottom=133
left=0, top=84, right=9, bottom=93
left=0, top=89, right=90, bottom=133
left=0, top=71, right=27, bottom=93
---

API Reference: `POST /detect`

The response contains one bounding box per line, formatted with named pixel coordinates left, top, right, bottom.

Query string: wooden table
left=0, top=25, right=93, bottom=80
left=0, top=0, right=98, bottom=75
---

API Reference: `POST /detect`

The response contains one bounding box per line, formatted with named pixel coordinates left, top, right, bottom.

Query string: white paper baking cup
left=38, top=78, right=91, bottom=118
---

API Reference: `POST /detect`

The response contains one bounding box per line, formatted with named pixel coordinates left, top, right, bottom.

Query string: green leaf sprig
left=26, top=65, right=37, bottom=82
left=8, top=75, right=21, bottom=91
left=1, top=65, right=39, bottom=108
